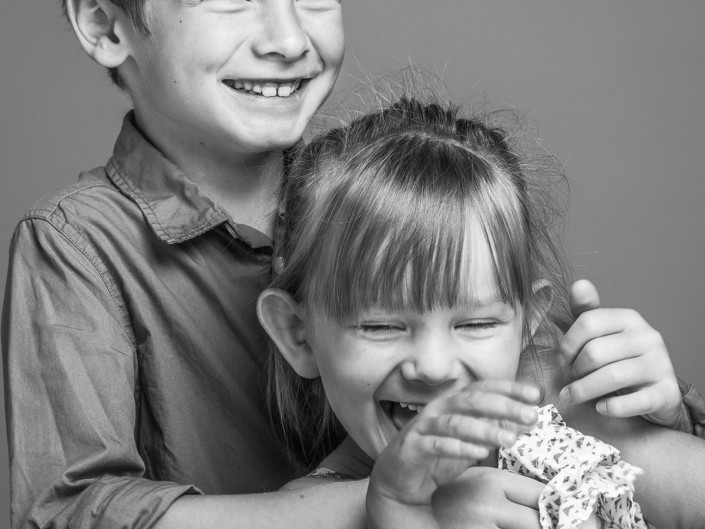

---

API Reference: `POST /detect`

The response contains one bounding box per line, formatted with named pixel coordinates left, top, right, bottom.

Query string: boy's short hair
left=62, top=0, right=149, bottom=87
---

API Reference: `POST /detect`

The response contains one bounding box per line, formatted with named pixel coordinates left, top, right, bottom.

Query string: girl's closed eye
left=355, top=322, right=406, bottom=335
left=456, top=320, right=501, bottom=330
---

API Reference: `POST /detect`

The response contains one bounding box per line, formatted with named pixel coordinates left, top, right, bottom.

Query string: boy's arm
left=562, top=400, right=705, bottom=529
left=3, top=217, right=375, bottom=529
left=153, top=482, right=368, bottom=529
left=3, top=218, right=198, bottom=529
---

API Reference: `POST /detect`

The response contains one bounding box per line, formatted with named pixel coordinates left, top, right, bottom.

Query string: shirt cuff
left=679, top=379, right=705, bottom=439
left=29, top=476, right=202, bottom=529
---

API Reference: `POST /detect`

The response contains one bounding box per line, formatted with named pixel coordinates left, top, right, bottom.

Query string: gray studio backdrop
left=1, top=0, right=704, bottom=525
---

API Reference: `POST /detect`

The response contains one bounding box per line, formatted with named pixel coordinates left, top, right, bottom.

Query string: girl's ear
left=66, top=0, right=135, bottom=68
left=257, top=289, right=320, bottom=379
left=528, top=279, right=554, bottom=339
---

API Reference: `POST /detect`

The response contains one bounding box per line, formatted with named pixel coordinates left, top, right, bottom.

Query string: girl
left=258, top=97, right=705, bottom=528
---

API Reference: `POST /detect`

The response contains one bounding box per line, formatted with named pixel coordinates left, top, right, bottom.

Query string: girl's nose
left=400, top=340, right=463, bottom=386
left=252, top=2, right=310, bottom=61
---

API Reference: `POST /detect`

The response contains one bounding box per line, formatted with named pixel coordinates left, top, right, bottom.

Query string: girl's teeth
left=398, top=402, right=423, bottom=412
left=261, top=86, right=277, bottom=97
left=277, top=85, right=292, bottom=97
left=244, top=81, right=253, bottom=90
left=252, top=84, right=263, bottom=94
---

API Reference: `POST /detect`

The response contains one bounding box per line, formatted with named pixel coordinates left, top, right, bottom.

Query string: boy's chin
left=228, top=137, right=296, bottom=155
left=236, top=129, right=305, bottom=152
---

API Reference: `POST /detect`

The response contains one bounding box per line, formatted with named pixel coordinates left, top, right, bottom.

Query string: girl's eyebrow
left=468, top=297, right=506, bottom=307
left=465, top=298, right=514, bottom=311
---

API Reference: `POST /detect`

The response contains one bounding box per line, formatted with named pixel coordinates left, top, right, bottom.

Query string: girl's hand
left=559, top=279, right=683, bottom=429
left=434, top=467, right=602, bottom=529
left=366, top=380, right=540, bottom=529
left=433, top=467, right=543, bottom=529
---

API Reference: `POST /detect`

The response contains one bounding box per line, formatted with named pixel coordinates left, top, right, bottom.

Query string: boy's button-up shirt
left=2, top=113, right=298, bottom=529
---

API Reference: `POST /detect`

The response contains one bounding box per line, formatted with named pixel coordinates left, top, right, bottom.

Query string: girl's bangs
left=303, top=138, right=533, bottom=322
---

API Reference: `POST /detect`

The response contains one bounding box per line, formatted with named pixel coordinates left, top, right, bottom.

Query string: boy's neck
left=134, top=113, right=284, bottom=238
left=176, top=147, right=283, bottom=238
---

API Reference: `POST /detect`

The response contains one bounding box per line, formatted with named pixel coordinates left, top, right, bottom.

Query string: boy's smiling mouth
left=381, top=400, right=426, bottom=431
left=222, top=78, right=304, bottom=98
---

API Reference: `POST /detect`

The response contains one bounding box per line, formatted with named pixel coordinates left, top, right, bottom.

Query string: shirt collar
left=106, top=112, right=271, bottom=247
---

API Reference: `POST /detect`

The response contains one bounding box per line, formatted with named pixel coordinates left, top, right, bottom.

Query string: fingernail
left=559, top=386, right=572, bottom=403
left=500, top=431, right=516, bottom=445
left=596, top=400, right=607, bottom=414
left=522, top=407, right=538, bottom=423
left=524, top=386, right=541, bottom=402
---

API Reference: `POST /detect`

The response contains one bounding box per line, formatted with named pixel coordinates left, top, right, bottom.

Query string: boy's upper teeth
left=227, top=79, right=301, bottom=97
left=399, top=402, right=423, bottom=412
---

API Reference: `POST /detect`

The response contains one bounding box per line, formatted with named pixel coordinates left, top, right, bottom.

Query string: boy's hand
left=559, top=279, right=682, bottom=429
left=366, top=380, right=539, bottom=529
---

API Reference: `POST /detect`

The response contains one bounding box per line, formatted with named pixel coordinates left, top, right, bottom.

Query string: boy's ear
left=65, top=0, right=134, bottom=68
left=257, top=289, right=320, bottom=379
left=528, top=279, right=554, bottom=339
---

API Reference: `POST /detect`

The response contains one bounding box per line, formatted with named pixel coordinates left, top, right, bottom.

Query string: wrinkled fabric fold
left=498, top=405, right=646, bottom=529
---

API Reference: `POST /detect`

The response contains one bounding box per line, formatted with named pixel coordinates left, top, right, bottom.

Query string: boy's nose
left=252, top=2, right=310, bottom=61
left=400, top=340, right=463, bottom=386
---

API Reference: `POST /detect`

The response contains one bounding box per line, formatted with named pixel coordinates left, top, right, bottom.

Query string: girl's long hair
left=268, top=95, right=572, bottom=469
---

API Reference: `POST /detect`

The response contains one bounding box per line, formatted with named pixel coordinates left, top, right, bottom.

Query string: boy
left=3, top=1, right=703, bottom=528
left=3, top=0, right=357, bottom=527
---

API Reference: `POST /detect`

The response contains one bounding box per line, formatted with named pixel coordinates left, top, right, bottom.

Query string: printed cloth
left=498, top=405, right=647, bottom=529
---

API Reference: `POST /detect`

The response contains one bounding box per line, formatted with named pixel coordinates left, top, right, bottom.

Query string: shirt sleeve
left=679, top=379, right=705, bottom=439
left=2, top=217, right=200, bottom=529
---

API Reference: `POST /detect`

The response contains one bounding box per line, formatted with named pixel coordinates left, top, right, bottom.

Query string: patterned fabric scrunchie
left=498, top=405, right=647, bottom=529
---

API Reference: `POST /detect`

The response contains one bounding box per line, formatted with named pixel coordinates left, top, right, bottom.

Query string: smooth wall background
left=1, top=0, right=703, bottom=525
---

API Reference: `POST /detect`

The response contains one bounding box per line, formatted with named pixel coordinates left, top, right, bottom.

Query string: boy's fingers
left=570, top=333, right=640, bottom=379
left=559, top=308, right=640, bottom=365
left=560, top=361, right=644, bottom=405
left=595, top=390, right=656, bottom=418
left=569, top=279, right=601, bottom=318
left=596, top=383, right=681, bottom=420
